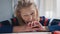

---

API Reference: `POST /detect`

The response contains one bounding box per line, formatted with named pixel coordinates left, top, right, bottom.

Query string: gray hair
left=15, top=0, right=37, bottom=26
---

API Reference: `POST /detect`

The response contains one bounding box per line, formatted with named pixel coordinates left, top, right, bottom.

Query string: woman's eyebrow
left=23, top=12, right=34, bottom=15
left=22, top=14, right=28, bottom=15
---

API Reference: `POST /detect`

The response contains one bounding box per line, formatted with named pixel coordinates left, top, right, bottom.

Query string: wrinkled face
left=20, top=6, right=39, bottom=23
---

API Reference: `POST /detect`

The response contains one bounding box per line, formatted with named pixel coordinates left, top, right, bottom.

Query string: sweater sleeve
left=48, top=25, right=60, bottom=32
left=0, top=25, right=13, bottom=33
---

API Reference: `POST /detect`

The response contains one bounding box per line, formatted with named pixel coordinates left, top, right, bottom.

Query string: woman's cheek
left=23, top=17, right=28, bottom=21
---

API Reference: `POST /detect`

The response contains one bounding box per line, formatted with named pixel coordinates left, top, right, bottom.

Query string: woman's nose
left=29, top=15, right=32, bottom=20
left=30, top=16, right=36, bottom=21
left=32, top=18, right=36, bottom=21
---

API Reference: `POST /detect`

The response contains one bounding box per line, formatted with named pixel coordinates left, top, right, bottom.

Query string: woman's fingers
left=31, top=21, right=41, bottom=28
left=27, top=22, right=34, bottom=28
left=27, top=21, right=45, bottom=31
left=27, top=22, right=31, bottom=27
left=32, top=21, right=45, bottom=31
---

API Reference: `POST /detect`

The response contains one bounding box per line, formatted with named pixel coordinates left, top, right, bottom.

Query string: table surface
left=2, top=32, right=52, bottom=34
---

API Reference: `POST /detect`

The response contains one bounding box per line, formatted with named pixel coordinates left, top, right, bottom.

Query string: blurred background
left=0, top=0, right=60, bottom=21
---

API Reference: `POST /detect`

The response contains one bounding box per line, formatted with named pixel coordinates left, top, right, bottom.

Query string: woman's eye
left=24, top=15, right=28, bottom=16
left=31, top=13, right=34, bottom=15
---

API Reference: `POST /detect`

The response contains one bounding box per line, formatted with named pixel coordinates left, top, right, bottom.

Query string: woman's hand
left=28, top=21, right=46, bottom=31
left=13, top=25, right=33, bottom=32
left=13, top=21, right=47, bottom=32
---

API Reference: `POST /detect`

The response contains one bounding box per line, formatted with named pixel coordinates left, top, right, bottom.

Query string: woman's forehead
left=20, top=7, right=36, bottom=14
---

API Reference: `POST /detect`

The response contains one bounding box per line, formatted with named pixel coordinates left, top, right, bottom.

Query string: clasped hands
left=23, top=21, right=46, bottom=32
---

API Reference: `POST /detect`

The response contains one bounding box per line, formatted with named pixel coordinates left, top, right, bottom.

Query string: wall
left=40, top=0, right=45, bottom=16
left=0, top=0, right=12, bottom=21
left=57, top=0, right=60, bottom=19
left=44, top=0, right=56, bottom=18
left=40, top=0, right=57, bottom=19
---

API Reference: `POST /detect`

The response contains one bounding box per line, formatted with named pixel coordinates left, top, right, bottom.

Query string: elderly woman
left=0, top=0, right=60, bottom=33
left=13, top=0, right=46, bottom=32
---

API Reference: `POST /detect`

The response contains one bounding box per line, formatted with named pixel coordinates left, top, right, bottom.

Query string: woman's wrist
left=13, top=26, right=25, bottom=32
left=44, top=26, right=49, bottom=31
left=39, top=26, right=49, bottom=32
